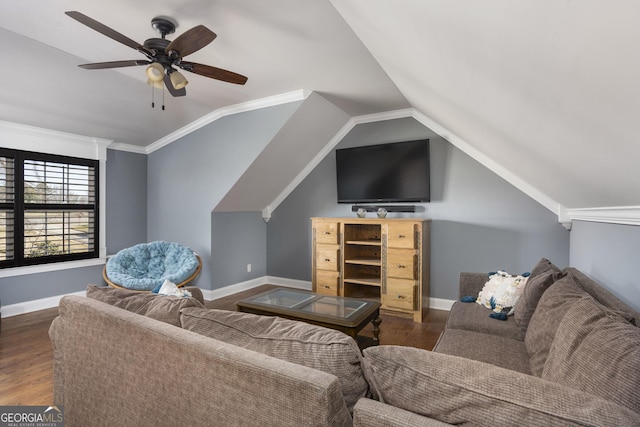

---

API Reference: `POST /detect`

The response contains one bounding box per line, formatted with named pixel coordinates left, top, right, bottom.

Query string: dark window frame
left=0, top=148, right=99, bottom=268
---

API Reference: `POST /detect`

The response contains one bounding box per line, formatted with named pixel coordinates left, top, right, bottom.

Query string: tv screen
left=336, top=139, right=430, bottom=203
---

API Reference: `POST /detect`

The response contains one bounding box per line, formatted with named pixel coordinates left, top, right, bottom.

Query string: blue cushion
left=105, top=241, right=199, bottom=291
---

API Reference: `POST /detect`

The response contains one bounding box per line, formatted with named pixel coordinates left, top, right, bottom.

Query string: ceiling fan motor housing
left=144, top=38, right=176, bottom=69
left=151, top=17, right=176, bottom=38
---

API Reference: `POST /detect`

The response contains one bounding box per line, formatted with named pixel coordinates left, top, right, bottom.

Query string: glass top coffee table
left=236, top=288, right=382, bottom=345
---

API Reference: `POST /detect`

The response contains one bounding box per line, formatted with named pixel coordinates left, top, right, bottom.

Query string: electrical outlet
left=247, top=263, right=251, bottom=272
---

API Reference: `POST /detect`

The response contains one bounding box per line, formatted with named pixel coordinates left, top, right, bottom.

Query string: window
left=0, top=148, right=99, bottom=268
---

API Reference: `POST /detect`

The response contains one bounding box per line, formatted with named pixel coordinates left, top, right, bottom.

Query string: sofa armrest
left=458, top=272, right=487, bottom=299
left=353, top=398, right=452, bottom=427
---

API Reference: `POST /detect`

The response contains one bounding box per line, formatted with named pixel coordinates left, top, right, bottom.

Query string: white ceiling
left=331, top=0, right=640, bottom=211
left=1, top=0, right=639, bottom=214
left=0, top=0, right=408, bottom=146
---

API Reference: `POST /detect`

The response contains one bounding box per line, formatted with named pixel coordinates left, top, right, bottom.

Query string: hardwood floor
left=0, top=307, right=58, bottom=406
left=0, top=285, right=448, bottom=405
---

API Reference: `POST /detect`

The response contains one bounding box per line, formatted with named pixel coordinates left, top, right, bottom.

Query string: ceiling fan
left=65, top=11, right=248, bottom=98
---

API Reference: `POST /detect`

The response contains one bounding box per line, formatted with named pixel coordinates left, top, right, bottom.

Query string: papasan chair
left=103, top=241, right=202, bottom=291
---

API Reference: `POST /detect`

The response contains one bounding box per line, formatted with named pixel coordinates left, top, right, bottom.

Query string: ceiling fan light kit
left=65, top=11, right=247, bottom=107
left=145, top=62, right=164, bottom=82
left=169, top=70, right=189, bottom=90
left=146, top=78, right=163, bottom=90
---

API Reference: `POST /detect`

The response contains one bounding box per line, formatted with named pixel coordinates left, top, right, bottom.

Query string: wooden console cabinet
left=311, top=217, right=430, bottom=322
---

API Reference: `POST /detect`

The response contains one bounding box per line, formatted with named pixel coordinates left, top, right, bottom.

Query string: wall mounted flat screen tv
left=336, top=139, right=430, bottom=203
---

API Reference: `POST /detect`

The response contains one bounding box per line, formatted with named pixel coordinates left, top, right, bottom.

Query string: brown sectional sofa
left=50, top=260, right=640, bottom=426
left=359, top=259, right=640, bottom=426
left=51, top=286, right=361, bottom=426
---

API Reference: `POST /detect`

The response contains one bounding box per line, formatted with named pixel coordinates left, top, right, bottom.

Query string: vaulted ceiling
left=1, top=1, right=639, bottom=222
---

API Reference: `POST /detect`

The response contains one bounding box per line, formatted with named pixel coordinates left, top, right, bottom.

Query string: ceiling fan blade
left=163, top=74, right=187, bottom=97
left=166, top=25, right=216, bottom=58
left=65, top=11, right=153, bottom=57
left=78, top=60, right=150, bottom=70
left=179, top=62, right=248, bottom=85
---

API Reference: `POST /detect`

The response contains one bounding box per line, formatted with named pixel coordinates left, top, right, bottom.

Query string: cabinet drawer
left=315, top=245, right=339, bottom=271
left=315, top=222, right=339, bottom=245
left=387, top=223, right=416, bottom=248
left=315, top=270, right=339, bottom=296
left=385, top=279, right=416, bottom=311
left=387, top=249, right=417, bottom=279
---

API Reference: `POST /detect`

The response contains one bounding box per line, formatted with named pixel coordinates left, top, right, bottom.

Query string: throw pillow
left=542, top=295, right=640, bottom=413
left=86, top=284, right=204, bottom=326
left=514, top=259, right=564, bottom=334
left=524, top=273, right=585, bottom=376
left=180, top=307, right=369, bottom=415
left=476, top=270, right=528, bottom=314
left=528, top=257, right=560, bottom=278
left=362, top=345, right=640, bottom=426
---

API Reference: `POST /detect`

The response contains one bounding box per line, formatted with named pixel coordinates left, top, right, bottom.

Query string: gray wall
left=0, top=149, right=147, bottom=305
left=267, top=117, right=570, bottom=301
left=106, top=149, right=147, bottom=253
left=147, top=101, right=302, bottom=290
left=0, top=265, right=104, bottom=306
left=211, top=211, right=267, bottom=287
left=570, top=220, right=640, bottom=311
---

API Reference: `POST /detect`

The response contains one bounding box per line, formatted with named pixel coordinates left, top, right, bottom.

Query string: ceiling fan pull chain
left=151, top=84, right=155, bottom=108
left=162, top=84, right=166, bottom=111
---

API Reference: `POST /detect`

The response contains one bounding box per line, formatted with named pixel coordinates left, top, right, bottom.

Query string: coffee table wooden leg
left=371, top=317, right=382, bottom=344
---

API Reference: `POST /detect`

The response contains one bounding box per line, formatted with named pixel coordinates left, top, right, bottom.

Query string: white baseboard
left=429, top=297, right=455, bottom=311
left=202, top=276, right=312, bottom=301
left=266, top=276, right=312, bottom=291
left=1, top=276, right=453, bottom=317
left=2, top=290, right=86, bottom=318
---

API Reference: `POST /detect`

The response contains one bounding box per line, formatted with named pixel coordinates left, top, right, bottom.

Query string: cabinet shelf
left=345, top=258, right=381, bottom=266
left=344, top=277, right=381, bottom=287
left=345, top=240, right=382, bottom=246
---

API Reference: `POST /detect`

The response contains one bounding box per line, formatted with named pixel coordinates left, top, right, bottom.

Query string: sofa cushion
left=542, top=295, right=640, bottom=413
left=446, top=301, right=524, bottom=341
left=86, top=284, right=203, bottom=326
left=353, top=398, right=452, bottom=427
left=566, top=267, right=640, bottom=319
left=180, top=307, right=369, bottom=414
left=433, top=328, right=530, bottom=374
left=363, top=345, right=640, bottom=426
left=524, top=274, right=585, bottom=376
left=514, top=258, right=563, bottom=334
left=529, top=257, right=560, bottom=278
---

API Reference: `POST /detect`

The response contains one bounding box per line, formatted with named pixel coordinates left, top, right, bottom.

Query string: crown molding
left=83, top=101, right=640, bottom=229
left=0, top=120, right=111, bottom=161
left=352, top=108, right=415, bottom=125
left=145, top=90, right=312, bottom=154
left=562, top=206, right=640, bottom=227
left=107, top=142, right=148, bottom=154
